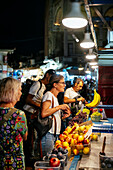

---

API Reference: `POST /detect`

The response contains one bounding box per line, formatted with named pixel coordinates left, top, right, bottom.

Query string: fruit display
left=85, top=89, right=101, bottom=108
left=68, top=111, right=88, bottom=126
left=55, top=122, right=92, bottom=156
left=99, top=153, right=113, bottom=169
left=91, top=112, right=102, bottom=122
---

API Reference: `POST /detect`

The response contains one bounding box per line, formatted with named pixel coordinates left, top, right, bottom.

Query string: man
left=23, top=69, right=56, bottom=166
left=64, top=78, right=87, bottom=117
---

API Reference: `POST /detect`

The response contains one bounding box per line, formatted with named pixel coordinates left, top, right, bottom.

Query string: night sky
left=0, top=0, right=45, bottom=55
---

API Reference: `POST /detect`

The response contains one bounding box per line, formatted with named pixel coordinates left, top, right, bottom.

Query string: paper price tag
left=84, top=126, right=93, bottom=139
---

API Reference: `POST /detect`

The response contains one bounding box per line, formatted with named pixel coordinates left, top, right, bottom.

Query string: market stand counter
left=65, top=118, right=113, bottom=170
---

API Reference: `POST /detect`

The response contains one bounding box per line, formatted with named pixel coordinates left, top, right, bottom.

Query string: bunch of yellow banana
left=85, top=89, right=101, bottom=108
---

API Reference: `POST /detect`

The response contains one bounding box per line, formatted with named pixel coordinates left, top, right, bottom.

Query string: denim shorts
left=41, top=132, right=59, bottom=156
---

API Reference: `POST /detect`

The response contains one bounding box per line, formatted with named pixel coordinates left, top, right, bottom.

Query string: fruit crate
left=34, top=161, right=61, bottom=170
left=43, top=155, right=66, bottom=170
left=99, top=152, right=113, bottom=169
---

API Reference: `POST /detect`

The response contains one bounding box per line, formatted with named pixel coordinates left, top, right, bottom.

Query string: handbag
left=33, top=96, right=56, bottom=138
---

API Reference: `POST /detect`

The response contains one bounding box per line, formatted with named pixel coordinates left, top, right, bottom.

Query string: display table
left=66, top=119, right=113, bottom=170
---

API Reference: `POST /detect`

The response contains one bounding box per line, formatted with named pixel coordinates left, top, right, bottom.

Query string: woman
left=0, top=77, right=28, bottom=170
left=41, top=74, right=71, bottom=156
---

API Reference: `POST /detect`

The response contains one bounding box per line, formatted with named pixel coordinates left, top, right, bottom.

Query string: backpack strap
left=37, top=79, right=42, bottom=94
left=0, top=108, right=17, bottom=126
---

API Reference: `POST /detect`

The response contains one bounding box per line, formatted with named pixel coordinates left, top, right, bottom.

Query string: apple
left=65, top=126, right=72, bottom=133
left=68, top=134, right=73, bottom=138
left=62, top=141, right=69, bottom=148
left=83, top=129, right=88, bottom=134
left=73, top=133, right=79, bottom=140
left=69, top=126, right=76, bottom=134
left=73, top=148, right=79, bottom=155
left=78, top=135, right=84, bottom=143
left=76, top=143, right=84, bottom=150
left=83, top=138, right=89, bottom=144
left=63, top=131, right=68, bottom=136
left=59, top=134, right=67, bottom=141
left=65, top=136, right=71, bottom=143
left=55, top=140, right=61, bottom=145
left=92, top=134, right=98, bottom=141
left=83, top=147, right=90, bottom=155
left=49, top=157, right=60, bottom=167
left=79, top=125, right=85, bottom=132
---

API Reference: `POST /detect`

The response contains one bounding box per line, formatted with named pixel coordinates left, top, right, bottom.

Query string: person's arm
left=64, top=96, right=76, bottom=104
left=23, top=131, right=28, bottom=141
left=26, top=94, right=40, bottom=108
left=41, top=100, right=71, bottom=118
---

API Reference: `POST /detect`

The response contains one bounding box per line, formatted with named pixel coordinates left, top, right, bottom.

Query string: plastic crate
left=43, top=155, right=66, bottom=170
left=99, top=152, right=113, bottom=169
left=34, top=161, right=61, bottom=170
left=91, top=115, right=101, bottom=122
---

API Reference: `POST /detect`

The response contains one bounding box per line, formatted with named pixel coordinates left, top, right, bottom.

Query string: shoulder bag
left=33, top=96, right=56, bottom=138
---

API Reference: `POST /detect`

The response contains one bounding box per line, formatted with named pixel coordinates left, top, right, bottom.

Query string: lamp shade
left=62, top=2, right=88, bottom=29
left=89, top=61, right=98, bottom=65
left=80, top=33, right=95, bottom=48
left=78, top=64, right=84, bottom=70
left=86, top=49, right=96, bottom=59
left=85, top=63, right=91, bottom=74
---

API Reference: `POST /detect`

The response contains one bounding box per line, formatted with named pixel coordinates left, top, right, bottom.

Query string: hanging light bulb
left=85, top=63, right=91, bottom=74
left=62, top=1, right=88, bottom=29
left=91, top=65, right=98, bottom=69
left=86, top=49, right=96, bottom=59
left=80, top=24, right=95, bottom=49
left=89, top=61, right=98, bottom=65
left=80, top=33, right=95, bottom=48
left=78, top=63, right=84, bottom=70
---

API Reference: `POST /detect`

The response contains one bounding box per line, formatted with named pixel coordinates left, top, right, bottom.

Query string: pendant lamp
left=78, top=63, right=84, bottom=70
left=62, top=1, right=88, bottom=29
left=89, top=60, right=98, bottom=66
left=80, top=24, right=95, bottom=49
left=86, top=49, right=96, bottom=59
left=85, top=63, right=91, bottom=74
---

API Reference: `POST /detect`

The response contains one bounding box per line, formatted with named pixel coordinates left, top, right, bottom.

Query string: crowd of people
left=0, top=69, right=87, bottom=169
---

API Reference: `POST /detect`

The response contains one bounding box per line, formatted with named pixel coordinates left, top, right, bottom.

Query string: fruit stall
left=34, top=88, right=113, bottom=170
left=34, top=106, right=113, bottom=170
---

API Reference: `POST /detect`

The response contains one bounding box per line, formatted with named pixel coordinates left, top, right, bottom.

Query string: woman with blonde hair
left=41, top=74, right=71, bottom=156
left=0, top=77, right=28, bottom=170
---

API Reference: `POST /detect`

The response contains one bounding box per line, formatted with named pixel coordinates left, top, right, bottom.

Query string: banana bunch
left=85, top=89, right=101, bottom=108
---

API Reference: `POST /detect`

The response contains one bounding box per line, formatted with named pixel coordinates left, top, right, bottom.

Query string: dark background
left=0, top=0, right=45, bottom=56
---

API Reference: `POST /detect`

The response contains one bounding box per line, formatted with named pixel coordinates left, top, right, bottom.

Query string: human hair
left=43, top=69, right=56, bottom=78
left=49, top=74, right=64, bottom=90
left=0, top=77, right=22, bottom=103
left=74, top=78, right=84, bottom=85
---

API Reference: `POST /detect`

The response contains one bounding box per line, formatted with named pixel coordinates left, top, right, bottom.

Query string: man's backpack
left=16, top=79, right=42, bottom=110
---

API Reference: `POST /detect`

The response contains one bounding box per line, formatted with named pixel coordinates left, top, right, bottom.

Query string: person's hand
left=77, top=97, right=85, bottom=102
left=60, top=104, right=71, bottom=113
left=60, top=104, right=71, bottom=119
